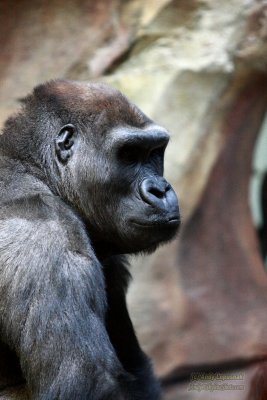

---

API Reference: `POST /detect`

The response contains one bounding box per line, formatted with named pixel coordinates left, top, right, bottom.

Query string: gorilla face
left=52, top=82, right=180, bottom=254
left=109, top=126, right=179, bottom=253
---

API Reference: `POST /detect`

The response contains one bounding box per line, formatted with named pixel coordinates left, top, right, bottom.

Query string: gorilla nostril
left=149, top=187, right=165, bottom=199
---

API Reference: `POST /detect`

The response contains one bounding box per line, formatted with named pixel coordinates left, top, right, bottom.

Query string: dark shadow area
left=258, top=172, right=267, bottom=262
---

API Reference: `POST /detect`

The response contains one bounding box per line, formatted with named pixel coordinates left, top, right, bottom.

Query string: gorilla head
left=3, top=80, right=179, bottom=254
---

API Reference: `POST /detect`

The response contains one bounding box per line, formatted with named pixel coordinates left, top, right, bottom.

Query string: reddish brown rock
left=247, top=362, right=267, bottom=400
left=174, top=72, right=267, bottom=367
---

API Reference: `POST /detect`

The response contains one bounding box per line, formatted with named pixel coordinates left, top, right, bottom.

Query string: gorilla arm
left=104, top=256, right=161, bottom=400
left=0, top=195, right=127, bottom=400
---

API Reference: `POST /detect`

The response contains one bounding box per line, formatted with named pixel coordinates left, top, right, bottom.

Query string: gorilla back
left=0, top=80, right=180, bottom=400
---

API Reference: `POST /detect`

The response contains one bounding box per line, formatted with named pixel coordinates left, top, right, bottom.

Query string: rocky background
left=1, top=0, right=267, bottom=399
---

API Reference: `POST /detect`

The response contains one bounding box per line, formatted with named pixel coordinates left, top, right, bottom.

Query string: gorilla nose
left=140, top=178, right=178, bottom=213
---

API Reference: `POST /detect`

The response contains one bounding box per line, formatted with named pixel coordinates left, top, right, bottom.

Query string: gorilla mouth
left=131, top=216, right=180, bottom=229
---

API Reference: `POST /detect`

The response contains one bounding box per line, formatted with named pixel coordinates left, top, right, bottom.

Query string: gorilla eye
left=118, top=145, right=143, bottom=165
left=149, top=146, right=165, bottom=161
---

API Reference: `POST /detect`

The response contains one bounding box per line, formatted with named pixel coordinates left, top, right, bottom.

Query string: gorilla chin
left=125, top=217, right=180, bottom=254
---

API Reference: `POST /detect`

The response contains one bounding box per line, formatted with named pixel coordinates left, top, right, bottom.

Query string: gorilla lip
left=131, top=216, right=180, bottom=228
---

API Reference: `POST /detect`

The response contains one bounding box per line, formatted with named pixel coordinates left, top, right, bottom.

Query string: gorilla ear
left=55, top=124, right=76, bottom=164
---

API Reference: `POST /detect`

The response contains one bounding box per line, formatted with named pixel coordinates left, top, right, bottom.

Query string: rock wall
left=1, top=1, right=267, bottom=399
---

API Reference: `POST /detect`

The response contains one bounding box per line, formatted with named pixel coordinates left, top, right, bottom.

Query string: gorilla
left=0, top=80, right=180, bottom=400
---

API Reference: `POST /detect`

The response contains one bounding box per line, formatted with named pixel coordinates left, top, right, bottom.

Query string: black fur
left=0, top=80, right=179, bottom=399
